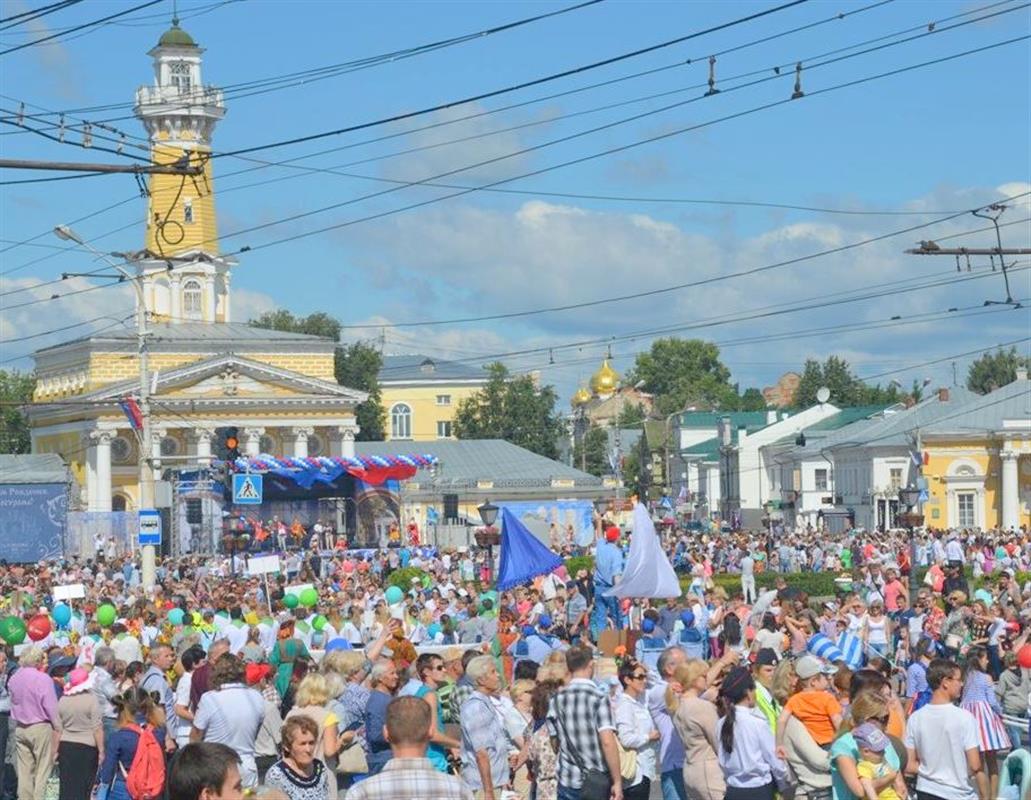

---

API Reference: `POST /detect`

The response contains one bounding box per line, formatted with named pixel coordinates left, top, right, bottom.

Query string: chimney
left=1017, top=368, right=1029, bottom=381
left=938, top=387, right=949, bottom=402
left=766, top=409, right=778, bottom=425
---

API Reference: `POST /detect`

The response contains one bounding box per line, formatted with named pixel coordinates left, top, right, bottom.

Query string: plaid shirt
left=546, top=677, right=615, bottom=789
left=342, top=757, right=473, bottom=800
left=450, top=678, right=474, bottom=724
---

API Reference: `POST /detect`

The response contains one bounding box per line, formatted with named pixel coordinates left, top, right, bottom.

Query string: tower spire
left=171, top=0, right=179, bottom=26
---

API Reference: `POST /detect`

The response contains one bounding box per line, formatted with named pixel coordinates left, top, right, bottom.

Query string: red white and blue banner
left=229, top=453, right=436, bottom=488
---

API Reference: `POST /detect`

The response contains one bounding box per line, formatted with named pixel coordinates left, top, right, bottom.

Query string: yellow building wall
left=381, top=384, right=482, bottom=441
left=34, top=431, right=86, bottom=486
left=33, top=351, right=336, bottom=400
left=147, top=138, right=218, bottom=256
left=922, top=441, right=1031, bottom=528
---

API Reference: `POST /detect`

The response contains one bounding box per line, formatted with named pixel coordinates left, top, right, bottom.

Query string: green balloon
left=0, top=616, right=26, bottom=645
left=299, top=587, right=319, bottom=608
left=96, top=604, right=116, bottom=627
left=312, top=615, right=327, bottom=632
left=421, top=575, right=432, bottom=589
left=283, top=594, right=299, bottom=609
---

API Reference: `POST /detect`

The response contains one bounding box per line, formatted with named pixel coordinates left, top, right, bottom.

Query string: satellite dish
left=816, top=386, right=831, bottom=404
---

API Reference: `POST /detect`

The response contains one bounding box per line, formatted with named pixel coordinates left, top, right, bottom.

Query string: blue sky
left=1, top=0, right=1029, bottom=403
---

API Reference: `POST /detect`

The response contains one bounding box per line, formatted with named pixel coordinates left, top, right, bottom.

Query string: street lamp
left=898, top=485, right=923, bottom=604
left=55, top=224, right=159, bottom=590
left=474, top=499, right=500, bottom=583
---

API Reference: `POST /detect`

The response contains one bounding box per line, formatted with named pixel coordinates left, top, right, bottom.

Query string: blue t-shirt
left=830, top=732, right=900, bottom=800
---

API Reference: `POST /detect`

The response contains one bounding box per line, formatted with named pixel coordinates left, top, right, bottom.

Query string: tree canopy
left=794, top=356, right=901, bottom=407
left=0, top=370, right=35, bottom=454
left=453, top=363, right=564, bottom=459
left=249, top=310, right=385, bottom=440
left=572, top=424, right=610, bottom=476
left=966, top=347, right=1031, bottom=394
left=625, top=338, right=739, bottom=414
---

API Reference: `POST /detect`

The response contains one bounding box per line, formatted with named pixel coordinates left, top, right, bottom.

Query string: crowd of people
left=2, top=517, right=1031, bottom=800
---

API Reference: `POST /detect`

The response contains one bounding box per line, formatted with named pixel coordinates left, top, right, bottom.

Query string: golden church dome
left=590, top=359, right=620, bottom=395
left=572, top=387, right=592, bottom=407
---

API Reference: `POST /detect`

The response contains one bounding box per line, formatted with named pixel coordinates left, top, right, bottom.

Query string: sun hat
left=853, top=722, right=889, bottom=752
left=63, top=668, right=94, bottom=695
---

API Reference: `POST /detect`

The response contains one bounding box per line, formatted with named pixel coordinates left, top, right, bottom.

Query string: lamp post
left=898, top=485, right=923, bottom=604
left=54, top=225, right=158, bottom=590
left=475, top=499, right=500, bottom=583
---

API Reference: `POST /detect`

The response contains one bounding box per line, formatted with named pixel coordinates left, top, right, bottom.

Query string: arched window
left=169, top=60, right=192, bottom=93
left=183, top=279, right=203, bottom=319
left=391, top=403, right=412, bottom=439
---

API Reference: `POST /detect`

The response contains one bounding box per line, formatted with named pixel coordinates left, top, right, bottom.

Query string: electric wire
left=0, top=0, right=163, bottom=56
left=0, top=0, right=85, bottom=32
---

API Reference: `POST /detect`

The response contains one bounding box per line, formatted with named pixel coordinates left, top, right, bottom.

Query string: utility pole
left=54, top=226, right=157, bottom=589
left=906, top=204, right=1029, bottom=305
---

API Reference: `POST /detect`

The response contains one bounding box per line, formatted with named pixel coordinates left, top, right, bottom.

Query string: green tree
left=453, top=363, right=564, bottom=458
left=736, top=387, right=768, bottom=411
left=0, top=370, right=35, bottom=454
left=625, top=338, right=738, bottom=414
left=966, top=347, right=1031, bottom=394
left=572, top=424, right=609, bottom=476
left=616, top=401, right=647, bottom=428
left=794, top=356, right=900, bottom=407
left=335, top=341, right=386, bottom=440
left=249, top=310, right=385, bottom=440
left=250, top=310, right=341, bottom=340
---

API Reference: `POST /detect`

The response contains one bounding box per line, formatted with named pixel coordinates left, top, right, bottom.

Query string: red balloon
left=26, top=614, right=51, bottom=642
left=1018, top=645, right=1031, bottom=670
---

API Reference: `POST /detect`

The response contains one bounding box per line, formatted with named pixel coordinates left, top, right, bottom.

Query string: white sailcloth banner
left=605, top=502, right=682, bottom=599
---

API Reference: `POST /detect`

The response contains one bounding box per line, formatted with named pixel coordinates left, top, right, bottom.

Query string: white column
left=205, top=275, right=216, bottom=323
left=243, top=427, right=265, bottom=457
left=92, top=430, right=113, bottom=512
left=222, top=272, right=231, bottom=322
left=169, top=275, right=181, bottom=321
left=82, top=432, right=98, bottom=510
left=189, top=429, right=213, bottom=467
left=288, top=426, right=315, bottom=458
left=1001, top=449, right=1020, bottom=530
left=329, top=423, right=360, bottom=458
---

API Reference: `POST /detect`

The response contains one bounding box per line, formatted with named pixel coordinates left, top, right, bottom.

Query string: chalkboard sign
left=0, top=483, right=66, bottom=563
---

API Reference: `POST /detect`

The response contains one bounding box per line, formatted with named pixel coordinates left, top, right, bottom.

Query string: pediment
left=80, top=354, right=368, bottom=404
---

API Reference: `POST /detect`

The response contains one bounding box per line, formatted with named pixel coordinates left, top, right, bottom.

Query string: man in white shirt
left=740, top=552, right=756, bottom=604
left=904, top=658, right=988, bottom=800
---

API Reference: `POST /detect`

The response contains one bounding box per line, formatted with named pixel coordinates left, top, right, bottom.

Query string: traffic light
left=215, top=426, right=240, bottom=461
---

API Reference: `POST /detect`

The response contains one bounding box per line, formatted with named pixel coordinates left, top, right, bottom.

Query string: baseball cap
left=755, top=648, right=779, bottom=667
left=795, top=654, right=837, bottom=680
left=641, top=618, right=655, bottom=634
left=538, top=614, right=553, bottom=629
left=852, top=722, right=889, bottom=752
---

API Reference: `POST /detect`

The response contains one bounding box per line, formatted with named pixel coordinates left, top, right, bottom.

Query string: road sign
left=233, top=473, right=263, bottom=504
left=138, top=509, right=162, bottom=546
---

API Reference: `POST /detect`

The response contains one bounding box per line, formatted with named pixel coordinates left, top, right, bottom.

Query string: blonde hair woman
left=830, top=691, right=900, bottom=800
left=667, top=659, right=724, bottom=800
left=285, top=673, right=352, bottom=798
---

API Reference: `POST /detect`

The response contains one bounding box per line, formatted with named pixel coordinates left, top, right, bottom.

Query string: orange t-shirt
left=784, top=690, right=843, bottom=745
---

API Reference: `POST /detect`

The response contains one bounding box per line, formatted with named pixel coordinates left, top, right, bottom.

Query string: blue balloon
left=168, top=608, right=185, bottom=626
left=385, top=585, right=404, bottom=605
left=427, top=623, right=442, bottom=639
left=325, top=638, right=352, bottom=652
left=52, top=604, right=71, bottom=628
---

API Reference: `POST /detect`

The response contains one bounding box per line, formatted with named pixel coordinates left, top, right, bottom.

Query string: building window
left=436, top=420, right=452, bottom=439
left=159, top=436, right=180, bottom=457
left=183, top=198, right=194, bottom=224
left=307, top=433, right=324, bottom=456
left=436, top=394, right=451, bottom=406
left=957, top=492, right=976, bottom=527
left=259, top=434, right=277, bottom=455
left=170, top=60, right=192, bottom=93
left=889, top=467, right=903, bottom=491
left=111, top=436, right=133, bottom=464
left=182, top=279, right=202, bottom=319
left=814, top=468, right=828, bottom=491
left=391, top=404, right=412, bottom=439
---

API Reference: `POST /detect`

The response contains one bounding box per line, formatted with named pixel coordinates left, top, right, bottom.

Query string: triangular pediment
left=80, top=354, right=368, bottom=403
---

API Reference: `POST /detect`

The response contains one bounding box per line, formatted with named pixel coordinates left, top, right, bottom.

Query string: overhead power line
left=0, top=0, right=163, bottom=56
left=0, top=0, right=85, bottom=31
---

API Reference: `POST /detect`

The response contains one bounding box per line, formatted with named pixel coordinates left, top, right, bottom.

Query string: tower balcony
left=135, top=84, right=225, bottom=116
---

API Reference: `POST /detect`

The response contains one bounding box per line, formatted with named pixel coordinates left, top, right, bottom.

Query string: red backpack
left=120, top=724, right=165, bottom=800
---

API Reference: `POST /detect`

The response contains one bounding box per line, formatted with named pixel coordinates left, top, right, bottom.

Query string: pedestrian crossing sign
left=233, top=473, right=263, bottom=505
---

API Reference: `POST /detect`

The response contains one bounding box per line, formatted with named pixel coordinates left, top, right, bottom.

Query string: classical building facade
left=28, top=20, right=363, bottom=514
left=378, top=355, right=489, bottom=441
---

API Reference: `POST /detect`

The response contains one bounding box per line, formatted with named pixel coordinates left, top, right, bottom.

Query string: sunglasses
left=631, top=673, right=647, bottom=681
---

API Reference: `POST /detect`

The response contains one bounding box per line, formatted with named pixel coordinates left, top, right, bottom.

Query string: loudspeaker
left=443, top=493, right=459, bottom=522
left=185, top=498, right=203, bottom=525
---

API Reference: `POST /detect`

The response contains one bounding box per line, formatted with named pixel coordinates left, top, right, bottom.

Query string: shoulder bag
left=554, top=696, right=613, bottom=800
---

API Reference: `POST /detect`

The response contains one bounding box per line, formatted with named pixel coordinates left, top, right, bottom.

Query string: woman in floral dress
left=526, top=682, right=560, bottom=800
